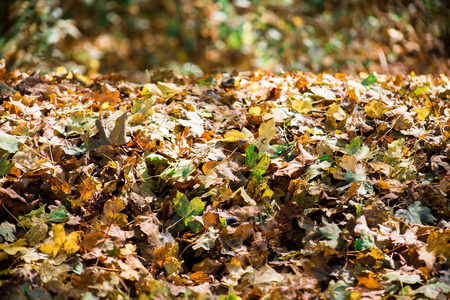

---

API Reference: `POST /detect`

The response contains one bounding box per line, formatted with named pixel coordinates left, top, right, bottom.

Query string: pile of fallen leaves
left=0, top=60, right=449, bottom=299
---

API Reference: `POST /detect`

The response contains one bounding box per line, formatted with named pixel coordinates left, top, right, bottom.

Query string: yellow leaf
left=348, top=291, right=362, bottom=300
left=53, top=224, right=66, bottom=247
left=77, top=177, right=98, bottom=205
left=40, top=224, right=64, bottom=257
left=365, top=100, right=389, bottom=118
left=157, top=82, right=183, bottom=100
left=39, top=224, right=80, bottom=257
left=249, top=82, right=260, bottom=93
left=249, top=106, right=261, bottom=116
left=326, top=103, right=347, bottom=121
left=64, top=231, right=81, bottom=255
left=291, top=98, right=312, bottom=114
left=0, top=238, right=28, bottom=255
left=120, top=244, right=137, bottom=256
left=56, top=66, right=67, bottom=74
left=443, top=131, right=450, bottom=143
left=412, top=107, right=430, bottom=121
left=101, top=197, right=128, bottom=226
left=39, top=241, right=60, bottom=258
left=427, top=230, right=450, bottom=259
left=256, top=118, right=276, bottom=153
left=223, top=130, right=246, bottom=142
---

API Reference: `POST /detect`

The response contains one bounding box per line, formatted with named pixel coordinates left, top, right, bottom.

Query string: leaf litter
left=0, top=63, right=450, bottom=299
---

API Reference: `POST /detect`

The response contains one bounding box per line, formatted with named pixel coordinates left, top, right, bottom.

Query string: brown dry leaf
left=427, top=230, right=450, bottom=259
left=101, top=197, right=128, bottom=226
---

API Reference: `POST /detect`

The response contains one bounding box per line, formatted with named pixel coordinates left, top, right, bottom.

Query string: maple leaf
left=173, top=191, right=205, bottom=232
left=319, top=218, right=341, bottom=249
left=245, top=144, right=270, bottom=177
left=39, top=224, right=81, bottom=257
left=365, top=100, right=389, bottom=118
left=192, top=227, right=219, bottom=251
left=101, top=197, right=128, bottom=226
left=427, top=230, right=450, bottom=259
left=395, top=202, right=436, bottom=225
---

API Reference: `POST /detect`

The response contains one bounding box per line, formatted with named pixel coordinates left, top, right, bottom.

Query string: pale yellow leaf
left=249, top=82, right=260, bottom=93
left=256, top=118, right=276, bottom=153
left=0, top=238, right=28, bottom=255
left=291, top=98, right=312, bottom=114
left=326, top=103, right=347, bottom=121
left=223, top=130, right=246, bottom=143
left=365, top=100, right=389, bottom=118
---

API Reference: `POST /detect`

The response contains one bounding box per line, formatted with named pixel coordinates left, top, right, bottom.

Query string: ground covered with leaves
left=0, top=62, right=450, bottom=299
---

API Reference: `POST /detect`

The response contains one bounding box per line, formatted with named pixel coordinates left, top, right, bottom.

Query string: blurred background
left=1, top=0, right=449, bottom=79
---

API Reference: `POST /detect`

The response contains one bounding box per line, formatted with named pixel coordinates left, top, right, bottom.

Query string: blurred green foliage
left=1, top=0, right=449, bottom=76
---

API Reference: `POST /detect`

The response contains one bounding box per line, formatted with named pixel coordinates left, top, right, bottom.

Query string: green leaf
left=413, top=85, right=429, bottom=96
left=245, top=144, right=270, bottom=177
left=318, top=154, right=332, bottom=162
left=61, top=144, right=88, bottom=156
left=383, top=272, right=421, bottom=284
left=173, top=191, right=205, bottom=227
left=395, top=201, right=436, bottom=225
left=0, top=154, right=14, bottom=176
left=346, top=136, right=361, bottom=156
left=361, top=72, right=377, bottom=86
left=173, top=191, right=189, bottom=217
left=47, top=206, right=69, bottom=223
left=354, top=230, right=376, bottom=251
left=188, top=220, right=203, bottom=233
left=0, top=221, right=16, bottom=242
left=220, top=217, right=227, bottom=228
left=325, top=280, right=351, bottom=300
left=219, top=292, right=242, bottom=300
left=196, top=76, right=215, bottom=86
left=319, top=218, right=341, bottom=249
left=19, top=205, right=47, bottom=226
left=253, top=155, right=270, bottom=177
left=245, top=144, right=258, bottom=169
left=0, top=131, right=27, bottom=153
left=412, top=282, right=450, bottom=299
left=160, top=159, right=195, bottom=180
left=143, top=153, right=167, bottom=164
left=344, top=171, right=366, bottom=183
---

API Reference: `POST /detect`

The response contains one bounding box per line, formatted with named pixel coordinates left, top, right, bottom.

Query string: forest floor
left=0, top=63, right=449, bottom=299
